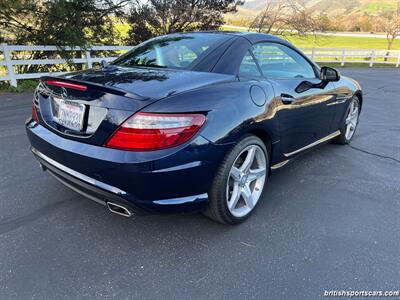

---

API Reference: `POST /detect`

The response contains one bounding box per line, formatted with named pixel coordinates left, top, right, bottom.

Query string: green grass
left=221, top=25, right=399, bottom=50
left=286, top=35, right=399, bottom=50
left=222, top=25, right=248, bottom=32
left=0, top=79, right=38, bottom=93
left=319, top=62, right=398, bottom=68
left=360, top=1, right=397, bottom=14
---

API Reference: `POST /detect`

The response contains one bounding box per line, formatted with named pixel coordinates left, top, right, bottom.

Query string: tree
left=126, top=0, right=239, bottom=45
left=375, top=1, right=400, bottom=61
left=318, top=14, right=334, bottom=32
left=0, top=0, right=37, bottom=44
left=381, top=13, right=400, bottom=51
left=0, top=0, right=129, bottom=46
left=0, top=0, right=129, bottom=72
left=349, top=15, right=374, bottom=32
left=249, top=0, right=320, bottom=37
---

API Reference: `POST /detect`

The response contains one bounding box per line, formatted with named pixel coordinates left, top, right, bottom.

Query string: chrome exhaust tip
left=106, top=202, right=133, bottom=218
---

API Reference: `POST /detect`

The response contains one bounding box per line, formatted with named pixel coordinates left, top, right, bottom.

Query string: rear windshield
left=112, top=33, right=230, bottom=70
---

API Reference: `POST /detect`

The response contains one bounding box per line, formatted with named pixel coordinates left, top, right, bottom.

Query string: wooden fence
left=1, top=43, right=399, bottom=87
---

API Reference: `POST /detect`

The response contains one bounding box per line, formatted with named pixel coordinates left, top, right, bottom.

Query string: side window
left=252, top=43, right=316, bottom=79
left=239, top=51, right=262, bottom=79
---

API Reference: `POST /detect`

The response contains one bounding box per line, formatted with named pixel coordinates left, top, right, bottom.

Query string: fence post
left=396, top=51, right=400, bottom=68
left=85, top=50, right=93, bottom=69
left=311, top=48, right=315, bottom=61
left=341, top=49, right=346, bottom=66
left=370, top=50, right=375, bottom=67
left=1, top=43, right=17, bottom=87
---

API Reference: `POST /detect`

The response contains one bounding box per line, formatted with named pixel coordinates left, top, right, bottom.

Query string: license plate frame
left=58, top=100, right=86, bottom=131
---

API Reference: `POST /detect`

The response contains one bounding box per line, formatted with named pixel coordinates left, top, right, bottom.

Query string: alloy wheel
left=226, top=145, right=267, bottom=218
left=345, top=99, right=360, bottom=140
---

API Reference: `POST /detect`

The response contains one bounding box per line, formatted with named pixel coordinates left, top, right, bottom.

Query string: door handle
left=281, top=93, right=295, bottom=104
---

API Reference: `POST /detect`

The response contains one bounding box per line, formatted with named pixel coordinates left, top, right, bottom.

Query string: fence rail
left=1, top=43, right=400, bottom=87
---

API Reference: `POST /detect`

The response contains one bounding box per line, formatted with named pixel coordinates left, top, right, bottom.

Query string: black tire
left=334, top=96, right=361, bottom=145
left=203, top=135, right=269, bottom=224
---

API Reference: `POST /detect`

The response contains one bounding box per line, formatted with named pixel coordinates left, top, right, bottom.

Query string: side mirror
left=295, top=66, right=341, bottom=93
left=320, top=66, right=340, bottom=82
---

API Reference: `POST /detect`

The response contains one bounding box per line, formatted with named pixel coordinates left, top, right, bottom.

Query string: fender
left=141, top=80, right=280, bottom=146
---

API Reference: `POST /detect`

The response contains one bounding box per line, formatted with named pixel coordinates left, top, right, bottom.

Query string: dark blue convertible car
left=26, top=32, right=362, bottom=224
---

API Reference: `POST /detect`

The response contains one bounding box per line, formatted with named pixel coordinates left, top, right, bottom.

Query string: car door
left=251, top=42, right=338, bottom=156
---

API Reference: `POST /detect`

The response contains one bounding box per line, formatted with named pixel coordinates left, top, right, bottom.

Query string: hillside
left=242, top=0, right=399, bottom=16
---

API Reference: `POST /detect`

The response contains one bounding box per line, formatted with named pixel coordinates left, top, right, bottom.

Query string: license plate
left=58, top=100, right=85, bottom=131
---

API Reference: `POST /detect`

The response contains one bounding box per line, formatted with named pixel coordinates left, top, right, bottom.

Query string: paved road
left=0, top=69, right=399, bottom=299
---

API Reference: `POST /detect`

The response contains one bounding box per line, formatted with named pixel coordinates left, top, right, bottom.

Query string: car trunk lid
left=35, top=66, right=234, bottom=146
left=61, top=65, right=233, bottom=100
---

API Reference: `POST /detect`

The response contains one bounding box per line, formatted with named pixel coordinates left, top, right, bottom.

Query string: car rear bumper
left=26, top=119, right=232, bottom=214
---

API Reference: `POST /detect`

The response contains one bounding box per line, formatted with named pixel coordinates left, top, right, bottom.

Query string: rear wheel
left=334, top=96, right=360, bottom=145
left=204, top=135, right=269, bottom=224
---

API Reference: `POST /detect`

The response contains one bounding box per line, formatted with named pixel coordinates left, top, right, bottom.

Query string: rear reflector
left=46, top=80, right=87, bottom=91
left=105, top=113, right=206, bottom=151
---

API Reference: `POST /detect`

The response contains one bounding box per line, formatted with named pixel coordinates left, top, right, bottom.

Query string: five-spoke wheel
left=204, top=135, right=269, bottom=224
left=345, top=98, right=360, bottom=140
left=335, top=96, right=361, bottom=144
left=226, top=145, right=267, bottom=218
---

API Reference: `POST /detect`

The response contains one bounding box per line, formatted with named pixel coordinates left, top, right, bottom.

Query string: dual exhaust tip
left=106, top=202, right=134, bottom=218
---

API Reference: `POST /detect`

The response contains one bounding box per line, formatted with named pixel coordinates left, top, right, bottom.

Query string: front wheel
left=203, top=135, right=269, bottom=224
left=334, top=96, right=360, bottom=145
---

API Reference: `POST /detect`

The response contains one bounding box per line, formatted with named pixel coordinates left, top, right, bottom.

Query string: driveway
left=0, top=68, right=399, bottom=299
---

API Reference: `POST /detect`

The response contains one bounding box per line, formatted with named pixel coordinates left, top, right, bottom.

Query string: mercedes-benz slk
left=26, top=32, right=362, bottom=224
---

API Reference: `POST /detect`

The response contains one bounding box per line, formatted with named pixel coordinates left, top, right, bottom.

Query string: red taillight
left=105, top=113, right=206, bottom=151
left=32, top=102, right=39, bottom=122
left=46, top=80, right=87, bottom=91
